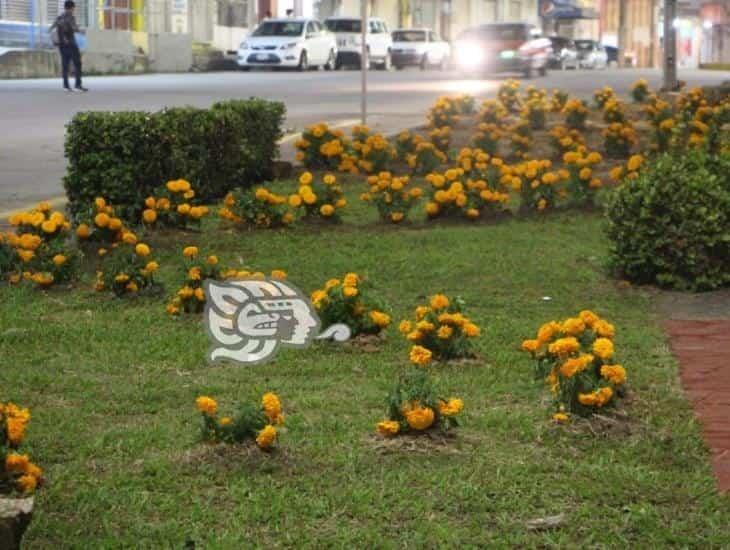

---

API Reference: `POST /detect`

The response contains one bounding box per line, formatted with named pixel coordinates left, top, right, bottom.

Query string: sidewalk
left=659, top=290, right=730, bottom=493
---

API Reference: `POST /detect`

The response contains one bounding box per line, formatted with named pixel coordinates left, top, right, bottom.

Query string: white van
left=324, top=17, right=393, bottom=70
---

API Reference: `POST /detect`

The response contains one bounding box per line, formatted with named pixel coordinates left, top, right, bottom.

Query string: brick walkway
left=663, top=320, right=730, bottom=492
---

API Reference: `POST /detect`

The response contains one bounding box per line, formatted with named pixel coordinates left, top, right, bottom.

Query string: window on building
left=509, top=0, right=521, bottom=20
left=218, top=0, right=248, bottom=28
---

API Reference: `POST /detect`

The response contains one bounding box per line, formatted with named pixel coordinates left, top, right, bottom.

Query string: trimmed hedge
left=64, top=98, right=286, bottom=221
left=605, top=150, right=730, bottom=291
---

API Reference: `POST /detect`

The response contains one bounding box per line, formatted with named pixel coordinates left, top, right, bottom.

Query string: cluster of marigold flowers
left=292, top=171, right=347, bottom=220
left=522, top=310, right=627, bottom=423
left=1, top=401, right=43, bottom=494
left=141, top=179, right=209, bottom=229
left=360, top=172, right=423, bottom=223
left=220, top=186, right=295, bottom=228
left=94, top=231, right=158, bottom=297
left=195, top=392, right=284, bottom=451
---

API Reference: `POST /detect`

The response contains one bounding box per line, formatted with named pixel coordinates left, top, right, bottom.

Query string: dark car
left=453, top=23, right=552, bottom=77
left=547, top=36, right=579, bottom=70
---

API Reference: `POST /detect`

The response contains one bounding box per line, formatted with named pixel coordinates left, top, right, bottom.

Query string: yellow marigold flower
left=145, top=261, right=159, bottom=273
left=40, top=219, right=57, bottom=234
left=463, top=323, right=480, bottom=337
left=600, top=364, right=627, bottom=386
left=299, top=172, right=313, bottom=186
left=75, top=223, right=90, bottom=239
left=430, top=294, right=449, bottom=310
left=122, top=231, right=137, bottom=245
left=399, top=320, right=412, bottom=334
left=97, top=248, right=107, bottom=257
left=592, top=338, right=614, bottom=360
left=521, top=339, right=540, bottom=353
left=343, top=285, right=358, bottom=298
left=559, top=354, right=594, bottom=378
left=142, top=209, right=157, bottom=224
left=391, top=212, right=404, bottom=223
left=195, top=396, right=217, bottom=416
left=404, top=405, right=435, bottom=430
left=426, top=202, right=440, bottom=216
left=561, top=317, right=586, bottom=336
left=310, top=289, right=327, bottom=307
left=135, top=243, right=151, bottom=257
left=343, top=272, right=359, bottom=287
left=271, top=269, right=287, bottom=280
left=548, top=337, right=580, bottom=356
left=416, top=321, right=435, bottom=332
left=6, top=416, right=29, bottom=445
left=49, top=254, right=67, bottom=267
left=409, top=345, right=433, bottom=366
left=183, top=246, right=198, bottom=258
left=407, top=330, right=423, bottom=342
left=219, top=417, right=233, bottom=427
left=94, top=212, right=110, bottom=228
left=324, top=278, right=340, bottom=290
left=16, top=249, right=33, bottom=263
left=415, top=306, right=430, bottom=320
left=376, top=420, right=400, bottom=437
left=627, top=154, right=643, bottom=172
left=323, top=174, right=336, bottom=185
left=188, top=267, right=202, bottom=281
left=553, top=412, right=570, bottom=424
left=5, top=453, right=30, bottom=473
left=194, top=287, right=205, bottom=301
left=256, top=425, right=277, bottom=450
left=594, top=320, right=616, bottom=339
left=261, top=392, right=282, bottom=423
left=438, top=398, right=464, bottom=417
left=126, top=281, right=139, bottom=293
left=369, top=310, right=391, bottom=328
left=437, top=325, right=453, bottom=339
left=108, top=218, right=123, bottom=231
left=578, top=310, right=599, bottom=328
left=206, top=255, right=218, bottom=266
left=16, top=474, right=37, bottom=493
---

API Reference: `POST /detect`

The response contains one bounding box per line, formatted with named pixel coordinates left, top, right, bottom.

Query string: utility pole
left=662, top=0, right=678, bottom=90
left=617, top=0, right=627, bottom=67
left=360, top=0, right=368, bottom=124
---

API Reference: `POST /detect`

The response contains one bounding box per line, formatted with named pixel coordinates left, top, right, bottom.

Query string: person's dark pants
left=59, top=44, right=82, bottom=89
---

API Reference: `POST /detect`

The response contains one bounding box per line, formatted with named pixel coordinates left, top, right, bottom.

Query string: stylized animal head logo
left=204, top=279, right=350, bottom=365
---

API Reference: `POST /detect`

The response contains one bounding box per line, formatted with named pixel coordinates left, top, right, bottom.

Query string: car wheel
left=324, top=50, right=336, bottom=71
left=378, top=52, right=392, bottom=71
left=297, top=51, right=309, bottom=72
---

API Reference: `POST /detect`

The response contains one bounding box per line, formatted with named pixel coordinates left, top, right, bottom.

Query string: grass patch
left=2, top=182, right=729, bottom=547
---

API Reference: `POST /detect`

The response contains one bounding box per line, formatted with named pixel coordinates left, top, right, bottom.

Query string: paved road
left=0, top=67, right=727, bottom=214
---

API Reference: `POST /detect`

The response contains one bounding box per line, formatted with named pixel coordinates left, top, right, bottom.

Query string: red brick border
left=663, top=320, right=730, bottom=493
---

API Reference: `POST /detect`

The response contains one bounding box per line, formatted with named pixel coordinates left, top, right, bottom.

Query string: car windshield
left=325, top=19, right=361, bottom=32
left=575, top=40, right=594, bottom=50
left=252, top=22, right=304, bottom=37
left=393, top=30, right=426, bottom=42
left=465, top=24, right=528, bottom=41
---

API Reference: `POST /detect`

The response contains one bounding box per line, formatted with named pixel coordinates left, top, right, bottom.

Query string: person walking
left=50, top=1, right=88, bottom=92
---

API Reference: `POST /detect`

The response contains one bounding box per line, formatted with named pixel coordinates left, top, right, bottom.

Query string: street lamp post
left=662, top=0, right=678, bottom=91
left=361, top=0, right=368, bottom=124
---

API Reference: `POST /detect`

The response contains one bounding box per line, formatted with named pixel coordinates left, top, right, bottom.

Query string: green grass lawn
left=2, top=183, right=729, bottom=548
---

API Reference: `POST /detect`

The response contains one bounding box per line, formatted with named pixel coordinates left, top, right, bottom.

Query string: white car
left=391, top=28, right=450, bottom=70
left=324, top=17, right=393, bottom=70
left=575, top=40, right=608, bottom=69
left=237, top=18, right=337, bottom=71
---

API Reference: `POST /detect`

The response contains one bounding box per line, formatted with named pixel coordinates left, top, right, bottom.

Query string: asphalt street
left=0, top=67, right=728, bottom=214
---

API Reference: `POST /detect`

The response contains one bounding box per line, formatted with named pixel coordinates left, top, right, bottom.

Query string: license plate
left=255, top=53, right=267, bottom=60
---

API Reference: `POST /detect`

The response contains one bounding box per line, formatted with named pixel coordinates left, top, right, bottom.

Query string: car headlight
left=499, top=49, right=516, bottom=59
left=280, top=42, right=299, bottom=50
left=457, top=42, right=483, bottom=67
left=240, top=42, right=249, bottom=49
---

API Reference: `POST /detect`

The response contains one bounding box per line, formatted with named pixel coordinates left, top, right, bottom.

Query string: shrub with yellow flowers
left=593, top=86, right=616, bottom=109
left=507, top=119, right=532, bottom=161
left=196, top=393, right=284, bottom=451
left=603, top=122, right=637, bottom=158
left=630, top=79, right=650, bottom=103
left=406, top=141, right=448, bottom=175
left=521, top=310, right=627, bottom=421
left=375, top=369, right=464, bottom=438
left=562, top=99, right=589, bottom=130
left=311, top=272, right=391, bottom=337
left=400, top=294, right=479, bottom=363
left=677, top=87, right=707, bottom=122
left=549, top=125, right=585, bottom=158
left=523, top=85, right=547, bottom=102
left=353, top=133, right=396, bottom=174
left=293, top=171, right=346, bottom=221
left=5, top=203, right=80, bottom=288
left=562, top=149, right=603, bottom=206
left=427, top=94, right=475, bottom=128
left=512, top=158, right=563, bottom=213
left=219, top=186, right=296, bottom=229
left=479, top=99, right=508, bottom=125
left=521, top=97, right=547, bottom=130
left=1, top=400, right=44, bottom=495
left=73, top=196, right=128, bottom=251
left=95, top=236, right=158, bottom=297
left=141, top=179, right=209, bottom=230
left=472, top=122, right=502, bottom=156
left=295, top=122, right=347, bottom=169
left=497, top=79, right=522, bottom=112
left=429, top=126, right=451, bottom=153
left=602, top=98, right=627, bottom=124
left=394, top=130, right=422, bottom=163
left=608, top=154, right=644, bottom=184
left=166, top=247, right=222, bottom=315
left=549, top=89, right=569, bottom=112
left=361, top=172, right=423, bottom=224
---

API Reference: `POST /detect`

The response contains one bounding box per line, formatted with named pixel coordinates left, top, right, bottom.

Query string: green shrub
left=605, top=151, right=730, bottom=290
left=64, top=99, right=285, bottom=221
